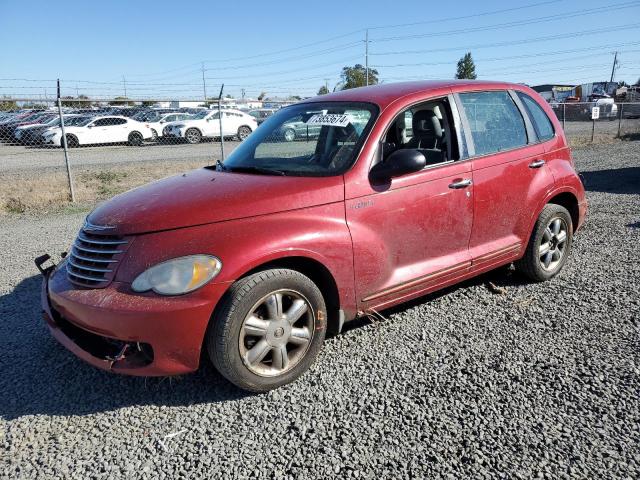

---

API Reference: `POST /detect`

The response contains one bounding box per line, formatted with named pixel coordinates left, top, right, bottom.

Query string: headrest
left=412, top=110, right=442, bottom=138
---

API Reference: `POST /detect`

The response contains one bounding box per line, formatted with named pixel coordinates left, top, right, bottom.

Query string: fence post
left=562, top=102, right=566, bottom=131
left=217, top=84, right=225, bottom=161
left=617, top=103, right=623, bottom=138
left=56, top=79, right=75, bottom=202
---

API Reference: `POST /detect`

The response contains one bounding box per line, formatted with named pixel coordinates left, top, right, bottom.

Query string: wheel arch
left=547, top=191, right=579, bottom=232
left=208, top=254, right=342, bottom=340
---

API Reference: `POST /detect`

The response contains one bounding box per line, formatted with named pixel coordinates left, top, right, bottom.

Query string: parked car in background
left=163, top=109, right=257, bottom=143
left=41, top=115, right=154, bottom=147
left=248, top=108, right=277, bottom=125
left=135, top=111, right=193, bottom=139
left=37, top=80, right=586, bottom=392
left=14, top=114, right=82, bottom=145
left=0, top=112, right=56, bottom=139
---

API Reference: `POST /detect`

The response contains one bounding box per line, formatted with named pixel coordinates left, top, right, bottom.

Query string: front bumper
left=39, top=260, right=230, bottom=376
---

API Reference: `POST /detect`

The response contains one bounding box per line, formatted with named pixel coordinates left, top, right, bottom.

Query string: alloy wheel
left=539, top=217, right=568, bottom=271
left=239, top=289, right=315, bottom=377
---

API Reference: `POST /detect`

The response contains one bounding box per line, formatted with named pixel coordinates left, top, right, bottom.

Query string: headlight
left=131, top=255, right=221, bottom=295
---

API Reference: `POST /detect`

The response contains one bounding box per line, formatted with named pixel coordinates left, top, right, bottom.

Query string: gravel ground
left=1, top=141, right=639, bottom=479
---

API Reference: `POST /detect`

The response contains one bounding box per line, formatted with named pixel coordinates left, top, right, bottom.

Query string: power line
left=370, top=1, right=640, bottom=42
left=371, top=41, right=640, bottom=68
left=370, top=23, right=640, bottom=56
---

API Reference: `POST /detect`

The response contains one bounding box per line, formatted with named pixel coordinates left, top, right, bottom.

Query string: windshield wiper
left=225, top=165, right=287, bottom=176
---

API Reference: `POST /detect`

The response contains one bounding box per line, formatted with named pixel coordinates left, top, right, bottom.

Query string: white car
left=163, top=109, right=257, bottom=144
left=146, top=112, right=193, bottom=139
left=41, top=115, right=154, bottom=147
left=14, top=114, right=82, bottom=144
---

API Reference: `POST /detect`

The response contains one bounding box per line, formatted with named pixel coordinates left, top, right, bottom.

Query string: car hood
left=87, top=168, right=345, bottom=235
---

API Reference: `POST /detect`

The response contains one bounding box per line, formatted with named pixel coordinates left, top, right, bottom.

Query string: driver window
left=382, top=98, right=459, bottom=167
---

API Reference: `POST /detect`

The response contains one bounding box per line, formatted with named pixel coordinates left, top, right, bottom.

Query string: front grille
left=66, top=229, right=129, bottom=288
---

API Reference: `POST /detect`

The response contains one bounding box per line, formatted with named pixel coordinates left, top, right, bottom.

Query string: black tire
left=185, top=128, right=202, bottom=144
left=515, top=204, right=573, bottom=282
left=128, top=131, right=144, bottom=146
left=207, top=268, right=327, bottom=392
left=237, top=126, right=252, bottom=141
left=62, top=134, right=78, bottom=148
left=283, top=128, right=296, bottom=142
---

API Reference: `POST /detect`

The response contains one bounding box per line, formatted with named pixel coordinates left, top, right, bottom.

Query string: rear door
left=455, top=90, right=554, bottom=268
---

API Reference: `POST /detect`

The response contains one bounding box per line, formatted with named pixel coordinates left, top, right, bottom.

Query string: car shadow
left=580, top=166, right=640, bottom=195
left=1, top=266, right=529, bottom=420
left=0, top=274, right=250, bottom=420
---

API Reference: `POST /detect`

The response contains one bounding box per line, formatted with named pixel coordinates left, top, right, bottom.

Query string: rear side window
left=458, top=91, right=527, bottom=156
left=517, top=92, right=555, bottom=141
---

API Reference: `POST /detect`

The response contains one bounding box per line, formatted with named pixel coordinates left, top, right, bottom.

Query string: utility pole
left=325, top=78, right=329, bottom=93
left=365, top=29, right=369, bottom=86
left=122, top=75, right=127, bottom=98
left=217, top=84, right=225, bottom=161
left=609, top=51, right=619, bottom=83
left=241, top=88, right=246, bottom=99
left=201, top=62, right=207, bottom=105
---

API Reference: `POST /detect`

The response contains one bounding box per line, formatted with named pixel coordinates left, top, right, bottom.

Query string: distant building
left=169, top=101, right=205, bottom=109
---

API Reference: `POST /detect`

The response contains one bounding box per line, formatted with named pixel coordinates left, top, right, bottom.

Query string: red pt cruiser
left=37, top=81, right=587, bottom=392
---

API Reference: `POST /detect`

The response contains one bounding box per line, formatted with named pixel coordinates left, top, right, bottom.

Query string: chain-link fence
left=1, top=97, right=639, bottom=214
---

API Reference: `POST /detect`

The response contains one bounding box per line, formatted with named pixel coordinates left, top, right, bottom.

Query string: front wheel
left=208, top=269, right=327, bottom=392
left=237, top=126, right=252, bottom=141
left=283, top=128, right=296, bottom=142
left=62, top=134, right=78, bottom=148
left=128, top=131, right=144, bottom=146
left=185, top=128, right=202, bottom=144
left=515, top=204, right=573, bottom=282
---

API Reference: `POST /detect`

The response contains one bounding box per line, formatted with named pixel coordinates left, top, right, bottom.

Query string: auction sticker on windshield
left=306, top=114, right=351, bottom=127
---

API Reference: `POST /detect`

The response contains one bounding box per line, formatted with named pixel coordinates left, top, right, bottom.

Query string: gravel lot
left=1, top=141, right=639, bottom=479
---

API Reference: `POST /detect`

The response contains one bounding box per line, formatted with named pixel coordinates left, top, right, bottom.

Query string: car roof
left=303, top=80, right=524, bottom=110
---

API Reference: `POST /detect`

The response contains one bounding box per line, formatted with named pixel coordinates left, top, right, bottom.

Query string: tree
left=257, top=91, right=267, bottom=100
left=317, top=85, right=329, bottom=95
left=61, top=95, right=91, bottom=108
left=0, top=97, right=18, bottom=111
left=455, top=52, right=477, bottom=80
left=109, top=96, right=133, bottom=106
left=340, top=64, right=379, bottom=90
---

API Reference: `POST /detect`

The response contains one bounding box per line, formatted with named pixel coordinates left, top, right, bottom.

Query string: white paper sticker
left=306, top=113, right=351, bottom=127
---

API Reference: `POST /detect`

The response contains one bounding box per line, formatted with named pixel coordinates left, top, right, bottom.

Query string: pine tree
left=455, top=52, right=477, bottom=80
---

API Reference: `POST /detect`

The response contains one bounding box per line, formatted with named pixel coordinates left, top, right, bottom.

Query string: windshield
left=219, top=102, right=377, bottom=176
left=190, top=110, right=210, bottom=120
left=67, top=116, right=94, bottom=127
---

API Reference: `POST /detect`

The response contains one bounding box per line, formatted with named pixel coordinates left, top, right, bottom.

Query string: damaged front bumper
left=37, top=255, right=228, bottom=376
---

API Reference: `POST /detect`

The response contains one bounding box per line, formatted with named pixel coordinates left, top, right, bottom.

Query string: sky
left=1, top=0, right=639, bottom=101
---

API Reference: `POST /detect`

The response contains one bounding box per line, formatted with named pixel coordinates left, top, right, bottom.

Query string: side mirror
left=369, top=149, right=426, bottom=182
left=159, top=120, right=165, bottom=124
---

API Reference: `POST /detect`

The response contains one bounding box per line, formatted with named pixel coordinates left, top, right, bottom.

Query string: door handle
left=448, top=178, right=472, bottom=189
left=529, top=159, right=545, bottom=168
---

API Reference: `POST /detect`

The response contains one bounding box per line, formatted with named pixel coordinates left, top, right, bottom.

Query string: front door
left=347, top=97, right=474, bottom=311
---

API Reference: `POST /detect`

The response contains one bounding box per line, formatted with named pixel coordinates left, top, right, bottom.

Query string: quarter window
left=517, top=92, right=555, bottom=141
left=459, top=91, right=527, bottom=156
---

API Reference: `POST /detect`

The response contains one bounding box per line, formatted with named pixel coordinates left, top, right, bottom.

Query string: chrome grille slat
left=70, top=252, right=118, bottom=263
left=67, top=259, right=113, bottom=273
left=67, top=270, right=107, bottom=283
left=67, top=227, right=129, bottom=288
left=73, top=243, right=124, bottom=255
left=77, top=233, right=127, bottom=245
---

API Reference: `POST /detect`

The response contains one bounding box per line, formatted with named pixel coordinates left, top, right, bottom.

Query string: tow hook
left=34, top=254, right=56, bottom=276
left=107, top=343, right=131, bottom=369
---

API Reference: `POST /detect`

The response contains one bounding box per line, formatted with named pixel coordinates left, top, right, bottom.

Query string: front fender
left=115, top=202, right=357, bottom=317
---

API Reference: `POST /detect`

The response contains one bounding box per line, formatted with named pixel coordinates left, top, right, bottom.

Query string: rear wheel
left=237, top=126, right=252, bottom=141
left=62, top=134, right=78, bottom=148
left=208, top=269, right=327, bottom=392
left=516, top=204, right=573, bottom=282
left=283, top=128, right=296, bottom=142
left=185, top=128, right=202, bottom=144
left=128, top=131, right=144, bottom=146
